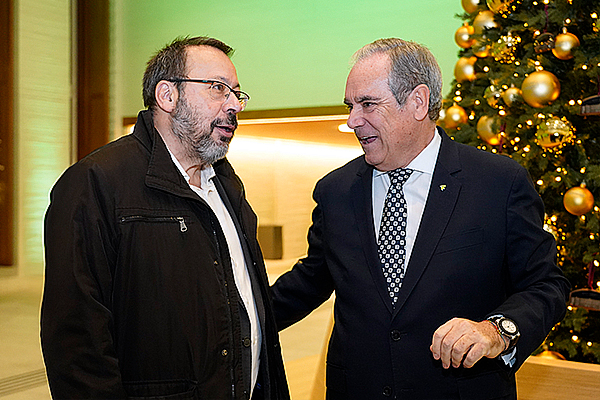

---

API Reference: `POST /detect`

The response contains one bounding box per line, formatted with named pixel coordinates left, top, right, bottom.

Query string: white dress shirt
left=372, top=129, right=441, bottom=264
left=167, top=150, right=262, bottom=393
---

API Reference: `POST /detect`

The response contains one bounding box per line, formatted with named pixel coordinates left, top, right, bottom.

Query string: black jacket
left=41, top=110, right=289, bottom=400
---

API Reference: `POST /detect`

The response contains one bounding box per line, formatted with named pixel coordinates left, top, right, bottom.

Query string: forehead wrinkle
left=345, top=94, right=381, bottom=105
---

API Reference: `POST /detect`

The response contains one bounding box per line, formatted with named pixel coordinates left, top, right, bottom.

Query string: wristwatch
left=487, top=316, right=520, bottom=354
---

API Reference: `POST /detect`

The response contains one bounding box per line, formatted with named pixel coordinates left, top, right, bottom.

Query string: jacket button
left=390, top=330, right=401, bottom=341
left=221, top=349, right=228, bottom=357
left=383, top=386, right=393, bottom=397
left=243, top=337, right=251, bottom=347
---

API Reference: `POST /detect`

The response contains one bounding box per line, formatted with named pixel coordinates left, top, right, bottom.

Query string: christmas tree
left=440, top=0, right=600, bottom=364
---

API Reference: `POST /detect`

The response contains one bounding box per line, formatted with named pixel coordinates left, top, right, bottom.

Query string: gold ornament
left=462, top=0, right=480, bottom=14
left=473, top=39, right=491, bottom=58
left=484, top=85, right=502, bottom=108
left=477, top=115, right=502, bottom=145
left=473, top=11, right=499, bottom=35
left=491, top=33, right=519, bottom=63
left=534, top=32, right=555, bottom=53
left=552, top=32, right=580, bottom=60
left=455, top=24, right=475, bottom=49
left=444, top=104, right=468, bottom=129
left=521, top=70, right=560, bottom=108
left=454, top=57, right=477, bottom=83
left=486, top=0, right=512, bottom=13
left=535, top=116, right=574, bottom=148
left=563, top=185, right=594, bottom=216
left=502, top=86, right=522, bottom=106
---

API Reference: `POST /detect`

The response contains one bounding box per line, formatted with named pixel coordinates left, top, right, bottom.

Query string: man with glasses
left=41, top=36, right=290, bottom=400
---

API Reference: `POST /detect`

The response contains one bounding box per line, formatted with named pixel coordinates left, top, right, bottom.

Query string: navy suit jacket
left=272, top=129, right=569, bottom=399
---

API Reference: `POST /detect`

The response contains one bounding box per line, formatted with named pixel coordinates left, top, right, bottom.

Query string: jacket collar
left=392, top=128, right=462, bottom=316
left=132, top=109, right=243, bottom=205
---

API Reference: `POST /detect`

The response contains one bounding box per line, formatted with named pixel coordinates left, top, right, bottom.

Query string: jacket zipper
left=119, top=215, right=188, bottom=232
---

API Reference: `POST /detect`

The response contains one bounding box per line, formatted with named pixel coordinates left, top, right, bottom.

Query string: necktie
left=378, top=168, right=413, bottom=306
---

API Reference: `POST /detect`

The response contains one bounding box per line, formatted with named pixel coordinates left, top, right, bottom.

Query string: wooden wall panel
left=0, top=0, right=14, bottom=266
left=77, top=0, right=110, bottom=160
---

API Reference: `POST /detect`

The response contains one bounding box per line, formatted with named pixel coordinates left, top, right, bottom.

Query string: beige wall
left=13, top=0, right=73, bottom=275
left=228, top=135, right=362, bottom=260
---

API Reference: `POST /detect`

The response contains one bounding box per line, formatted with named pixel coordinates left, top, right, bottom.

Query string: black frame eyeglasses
left=169, top=78, right=250, bottom=110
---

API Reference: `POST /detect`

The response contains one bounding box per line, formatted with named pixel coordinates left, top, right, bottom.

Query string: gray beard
left=170, top=95, right=232, bottom=166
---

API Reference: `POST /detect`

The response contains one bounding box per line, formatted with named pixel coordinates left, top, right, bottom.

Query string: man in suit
left=271, top=38, right=569, bottom=399
left=41, top=36, right=289, bottom=400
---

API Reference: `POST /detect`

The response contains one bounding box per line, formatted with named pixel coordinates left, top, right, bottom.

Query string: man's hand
left=430, top=318, right=507, bottom=369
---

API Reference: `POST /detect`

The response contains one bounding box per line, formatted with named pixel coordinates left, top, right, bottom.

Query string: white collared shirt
left=167, top=150, right=261, bottom=393
left=372, top=129, right=441, bottom=265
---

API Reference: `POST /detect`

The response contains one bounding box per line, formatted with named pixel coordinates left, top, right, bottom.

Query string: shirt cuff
left=500, top=347, right=517, bottom=367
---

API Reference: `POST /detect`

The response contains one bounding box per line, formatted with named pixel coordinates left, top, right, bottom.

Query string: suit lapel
left=352, top=159, right=396, bottom=315
left=392, top=131, right=463, bottom=316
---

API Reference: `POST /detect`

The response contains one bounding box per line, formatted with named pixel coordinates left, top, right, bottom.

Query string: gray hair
left=352, top=38, right=442, bottom=121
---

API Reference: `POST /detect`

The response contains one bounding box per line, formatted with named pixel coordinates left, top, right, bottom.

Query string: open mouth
left=216, top=125, right=235, bottom=133
left=357, top=135, right=377, bottom=145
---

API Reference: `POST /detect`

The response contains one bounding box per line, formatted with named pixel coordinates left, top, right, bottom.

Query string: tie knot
left=388, top=168, right=413, bottom=187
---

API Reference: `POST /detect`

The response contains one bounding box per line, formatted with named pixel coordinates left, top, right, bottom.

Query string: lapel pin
left=440, top=184, right=447, bottom=191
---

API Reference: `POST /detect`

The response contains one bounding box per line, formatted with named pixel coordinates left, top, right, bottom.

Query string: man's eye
left=362, top=102, right=376, bottom=109
left=211, top=83, right=227, bottom=93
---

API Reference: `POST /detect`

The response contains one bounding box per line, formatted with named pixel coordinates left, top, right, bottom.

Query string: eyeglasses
left=169, top=78, right=250, bottom=110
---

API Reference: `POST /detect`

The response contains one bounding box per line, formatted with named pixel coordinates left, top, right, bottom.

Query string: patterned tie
left=378, top=168, right=413, bottom=306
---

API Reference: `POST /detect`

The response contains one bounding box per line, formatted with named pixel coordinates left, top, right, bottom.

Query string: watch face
left=500, top=319, right=517, bottom=334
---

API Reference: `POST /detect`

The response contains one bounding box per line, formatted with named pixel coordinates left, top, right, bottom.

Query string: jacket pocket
left=119, top=215, right=189, bottom=232
left=435, top=227, right=484, bottom=255
left=123, top=379, right=197, bottom=399
left=326, top=362, right=347, bottom=394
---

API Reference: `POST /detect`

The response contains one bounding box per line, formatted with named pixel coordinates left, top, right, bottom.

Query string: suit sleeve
left=271, top=182, right=336, bottom=331
left=40, top=164, right=127, bottom=399
left=491, top=166, right=570, bottom=370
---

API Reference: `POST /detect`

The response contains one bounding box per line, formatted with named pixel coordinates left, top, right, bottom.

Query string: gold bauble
left=444, top=105, right=468, bottom=129
left=552, top=32, right=580, bottom=60
left=502, top=87, right=522, bottom=106
left=521, top=70, right=560, bottom=108
left=564, top=186, right=594, bottom=216
left=491, top=33, right=519, bottom=63
left=535, top=116, right=574, bottom=148
left=462, top=0, right=480, bottom=14
left=486, top=0, right=512, bottom=13
left=473, top=11, right=499, bottom=35
left=454, top=57, right=477, bottom=83
left=473, top=40, right=490, bottom=58
left=484, top=85, right=502, bottom=108
left=455, top=24, right=475, bottom=49
left=476, top=115, right=502, bottom=145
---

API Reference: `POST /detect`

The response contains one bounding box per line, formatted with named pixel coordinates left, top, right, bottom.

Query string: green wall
left=117, top=0, right=464, bottom=117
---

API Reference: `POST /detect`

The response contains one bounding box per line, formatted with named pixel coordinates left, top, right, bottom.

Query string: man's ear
left=410, top=84, right=431, bottom=121
left=155, top=80, right=179, bottom=113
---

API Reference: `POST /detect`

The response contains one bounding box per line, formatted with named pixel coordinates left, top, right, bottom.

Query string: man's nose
left=346, top=108, right=363, bottom=129
left=223, top=93, right=243, bottom=114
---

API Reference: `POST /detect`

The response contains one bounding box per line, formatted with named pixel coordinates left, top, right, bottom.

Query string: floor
left=0, top=260, right=333, bottom=400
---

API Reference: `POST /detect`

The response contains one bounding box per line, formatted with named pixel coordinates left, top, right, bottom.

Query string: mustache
left=211, top=114, right=238, bottom=130
left=211, top=114, right=238, bottom=143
